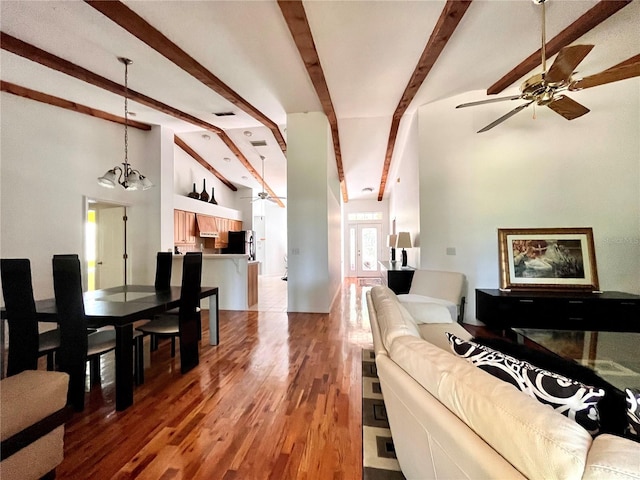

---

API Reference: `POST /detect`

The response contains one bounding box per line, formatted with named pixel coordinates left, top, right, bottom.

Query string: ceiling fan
left=456, top=0, right=640, bottom=133
left=243, top=156, right=286, bottom=203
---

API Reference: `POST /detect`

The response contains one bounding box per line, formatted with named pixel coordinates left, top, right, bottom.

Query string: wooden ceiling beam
left=487, top=0, right=632, bottom=95
left=0, top=33, right=222, bottom=134
left=0, top=33, right=282, bottom=204
left=1, top=81, right=151, bottom=130
left=174, top=136, right=237, bottom=191
left=378, top=0, right=472, bottom=201
left=85, top=0, right=287, bottom=154
left=278, top=0, right=348, bottom=203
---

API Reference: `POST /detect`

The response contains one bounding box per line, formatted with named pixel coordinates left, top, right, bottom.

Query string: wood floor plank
left=56, top=279, right=374, bottom=479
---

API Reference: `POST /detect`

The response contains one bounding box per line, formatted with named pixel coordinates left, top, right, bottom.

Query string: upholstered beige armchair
left=1, top=370, right=70, bottom=480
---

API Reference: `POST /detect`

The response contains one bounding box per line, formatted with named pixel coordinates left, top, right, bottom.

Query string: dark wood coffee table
left=512, top=328, right=640, bottom=392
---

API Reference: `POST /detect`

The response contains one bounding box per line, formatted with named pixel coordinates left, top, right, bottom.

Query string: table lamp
left=387, top=234, right=398, bottom=263
left=395, top=232, right=412, bottom=267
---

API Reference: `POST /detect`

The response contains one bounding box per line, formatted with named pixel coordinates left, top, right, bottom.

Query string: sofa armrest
left=0, top=406, right=73, bottom=460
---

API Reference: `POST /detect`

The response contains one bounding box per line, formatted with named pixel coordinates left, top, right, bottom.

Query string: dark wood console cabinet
left=476, top=289, right=640, bottom=332
left=379, top=261, right=415, bottom=295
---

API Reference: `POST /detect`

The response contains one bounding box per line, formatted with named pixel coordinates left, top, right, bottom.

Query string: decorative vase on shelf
left=200, top=179, right=210, bottom=202
left=209, top=187, right=218, bottom=205
left=187, top=183, right=199, bottom=199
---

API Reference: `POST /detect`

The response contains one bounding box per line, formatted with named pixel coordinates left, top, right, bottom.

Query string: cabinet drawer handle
left=568, top=317, right=584, bottom=321
left=518, top=299, right=534, bottom=303
left=568, top=301, right=584, bottom=304
left=621, top=302, right=637, bottom=306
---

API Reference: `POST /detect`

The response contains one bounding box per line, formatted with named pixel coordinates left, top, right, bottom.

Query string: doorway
left=348, top=223, right=382, bottom=278
left=86, top=201, right=126, bottom=290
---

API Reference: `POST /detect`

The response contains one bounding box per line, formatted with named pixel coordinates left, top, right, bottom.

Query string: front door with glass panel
left=348, top=223, right=381, bottom=277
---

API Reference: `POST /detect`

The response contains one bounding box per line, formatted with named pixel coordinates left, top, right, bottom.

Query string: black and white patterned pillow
left=446, top=333, right=605, bottom=435
left=626, top=388, right=640, bottom=440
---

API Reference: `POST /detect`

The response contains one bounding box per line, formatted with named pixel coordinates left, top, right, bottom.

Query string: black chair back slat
left=178, top=252, right=202, bottom=373
left=52, top=256, right=88, bottom=411
left=1, top=259, right=39, bottom=376
left=154, top=252, right=173, bottom=289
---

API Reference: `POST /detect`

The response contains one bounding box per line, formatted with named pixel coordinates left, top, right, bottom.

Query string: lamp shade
left=97, top=169, right=117, bottom=188
left=395, top=232, right=412, bottom=249
left=140, top=175, right=154, bottom=190
left=387, top=234, right=397, bottom=248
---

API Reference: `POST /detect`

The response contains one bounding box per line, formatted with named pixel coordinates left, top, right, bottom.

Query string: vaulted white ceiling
left=1, top=0, right=638, bottom=202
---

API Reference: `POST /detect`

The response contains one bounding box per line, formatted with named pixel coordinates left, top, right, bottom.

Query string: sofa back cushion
left=370, top=286, right=420, bottom=351
left=389, top=335, right=593, bottom=480
left=583, top=434, right=640, bottom=480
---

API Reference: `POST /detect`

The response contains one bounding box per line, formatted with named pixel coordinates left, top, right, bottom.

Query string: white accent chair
left=396, top=269, right=466, bottom=324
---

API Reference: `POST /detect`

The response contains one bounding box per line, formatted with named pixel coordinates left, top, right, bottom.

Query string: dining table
left=1, top=284, right=219, bottom=411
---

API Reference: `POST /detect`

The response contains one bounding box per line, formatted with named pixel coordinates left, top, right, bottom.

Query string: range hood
left=196, top=214, right=219, bottom=238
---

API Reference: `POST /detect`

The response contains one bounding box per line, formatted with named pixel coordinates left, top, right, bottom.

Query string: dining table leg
left=114, top=323, right=134, bottom=411
left=208, top=291, right=219, bottom=346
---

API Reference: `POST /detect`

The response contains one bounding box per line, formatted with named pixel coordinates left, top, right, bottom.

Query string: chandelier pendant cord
left=124, top=60, right=129, bottom=170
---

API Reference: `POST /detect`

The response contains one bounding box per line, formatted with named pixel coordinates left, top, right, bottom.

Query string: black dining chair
left=136, top=252, right=203, bottom=373
left=1, top=258, right=60, bottom=376
left=52, top=255, right=118, bottom=410
left=156, top=251, right=202, bottom=340
left=135, top=251, right=173, bottom=382
left=155, top=251, right=173, bottom=289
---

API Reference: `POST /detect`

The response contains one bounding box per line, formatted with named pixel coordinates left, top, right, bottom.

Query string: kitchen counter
left=172, top=255, right=258, bottom=310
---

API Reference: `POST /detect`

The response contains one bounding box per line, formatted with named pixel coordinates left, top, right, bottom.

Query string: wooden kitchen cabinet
left=174, top=209, right=196, bottom=245
left=248, top=261, right=258, bottom=306
left=217, top=218, right=229, bottom=245
left=179, top=210, right=243, bottom=249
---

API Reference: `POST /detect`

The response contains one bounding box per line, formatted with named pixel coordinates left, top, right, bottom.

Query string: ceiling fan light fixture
left=455, top=0, right=636, bottom=133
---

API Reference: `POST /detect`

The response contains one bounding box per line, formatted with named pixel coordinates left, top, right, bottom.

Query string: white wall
left=387, top=114, right=421, bottom=268
left=173, top=145, right=247, bottom=222
left=0, top=93, right=161, bottom=298
left=410, top=83, right=640, bottom=323
left=286, top=112, right=341, bottom=313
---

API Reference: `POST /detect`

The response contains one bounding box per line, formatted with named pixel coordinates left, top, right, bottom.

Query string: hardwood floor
left=57, top=278, right=374, bottom=479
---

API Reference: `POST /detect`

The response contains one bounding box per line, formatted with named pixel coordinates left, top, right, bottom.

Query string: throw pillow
left=447, top=333, right=605, bottom=435
left=472, top=336, right=627, bottom=436
left=626, top=388, right=640, bottom=441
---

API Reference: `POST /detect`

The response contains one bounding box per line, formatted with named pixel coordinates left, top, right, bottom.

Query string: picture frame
left=498, top=227, right=599, bottom=291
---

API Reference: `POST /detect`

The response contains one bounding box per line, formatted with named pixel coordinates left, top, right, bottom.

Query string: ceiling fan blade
left=456, top=95, right=521, bottom=109
left=545, top=45, right=594, bottom=84
left=569, top=61, right=640, bottom=90
left=477, top=101, right=534, bottom=133
left=547, top=95, right=590, bottom=120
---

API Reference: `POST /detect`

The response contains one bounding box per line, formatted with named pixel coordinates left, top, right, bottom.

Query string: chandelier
left=98, top=57, right=152, bottom=190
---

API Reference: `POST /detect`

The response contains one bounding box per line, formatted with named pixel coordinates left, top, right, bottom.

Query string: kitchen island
left=172, top=254, right=258, bottom=310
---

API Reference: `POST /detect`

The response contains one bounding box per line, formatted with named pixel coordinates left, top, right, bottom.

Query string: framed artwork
left=498, top=227, right=599, bottom=291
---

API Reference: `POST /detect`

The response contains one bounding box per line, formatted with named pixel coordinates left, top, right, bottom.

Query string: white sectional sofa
left=366, top=285, right=640, bottom=480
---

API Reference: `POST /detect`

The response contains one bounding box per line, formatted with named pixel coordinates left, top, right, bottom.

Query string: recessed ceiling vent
left=250, top=140, right=267, bottom=147
left=214, top=111, right=235, bottom=117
